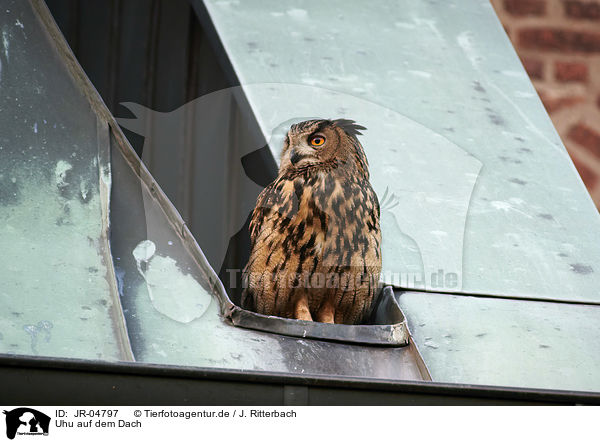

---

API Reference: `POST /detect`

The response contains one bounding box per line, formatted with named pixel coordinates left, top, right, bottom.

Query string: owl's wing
left=249, top=185, right=271, bottom=245
left=365, top=179, right=381, bottom=226
left=248, top=176, right=295, bottom=246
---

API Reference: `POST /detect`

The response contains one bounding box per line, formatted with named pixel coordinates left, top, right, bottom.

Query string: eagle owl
left=242, top=119, right=381, bottom=325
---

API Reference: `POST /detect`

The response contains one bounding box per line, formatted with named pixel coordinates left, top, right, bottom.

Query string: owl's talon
left=316, top=303, right=335, bottom=324
left=294, top=294, right=313, bottom=322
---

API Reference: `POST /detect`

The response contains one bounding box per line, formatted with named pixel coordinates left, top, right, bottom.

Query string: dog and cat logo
left=3, top=408, right=50, bottom=439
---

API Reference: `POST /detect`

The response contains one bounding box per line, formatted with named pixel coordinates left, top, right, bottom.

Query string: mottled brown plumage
left=242, top=119, right=381, bottom=324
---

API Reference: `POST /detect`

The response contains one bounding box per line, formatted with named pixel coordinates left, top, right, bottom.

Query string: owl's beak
left=290, top=149, right=303, bottom=165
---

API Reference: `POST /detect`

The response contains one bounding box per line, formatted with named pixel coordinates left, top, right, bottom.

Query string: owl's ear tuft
left=331, top=119, right=367, bottom=137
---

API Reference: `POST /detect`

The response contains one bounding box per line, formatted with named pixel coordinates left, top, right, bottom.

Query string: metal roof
left=0, top=0, right=429, bottom=383
left=398, top=291, right=600, bottom=392
left=1, top=0, right=599, bottom=398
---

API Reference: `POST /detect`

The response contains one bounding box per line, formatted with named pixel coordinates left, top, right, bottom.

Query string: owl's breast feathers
left=243, top=161, right=381, bottom=324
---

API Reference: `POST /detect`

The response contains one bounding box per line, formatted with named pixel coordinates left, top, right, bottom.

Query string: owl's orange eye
left=309, top=135, right=326, bottom=147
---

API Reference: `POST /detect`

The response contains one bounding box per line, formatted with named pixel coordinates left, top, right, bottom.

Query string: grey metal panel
left=197, top=0, right=600, bottom=303
left=0, top=0, right=131, bottom=361
left=3, top=354, right=600, bottom=404
left=397, top=291, right=600, bottom=392
left=4, top=355, right=599, bottom=405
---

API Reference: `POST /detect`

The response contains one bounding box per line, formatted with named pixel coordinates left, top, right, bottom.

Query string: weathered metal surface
left=397, top=290, right=600, bottom=392
left=0, top=0, right=132, bottom=361
left=197, top=0, right=600, bottom=303
left=2, top=0, right=598, bottom=396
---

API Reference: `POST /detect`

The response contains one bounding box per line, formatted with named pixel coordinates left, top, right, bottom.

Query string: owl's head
left=280, top=119, right=369, bottom=179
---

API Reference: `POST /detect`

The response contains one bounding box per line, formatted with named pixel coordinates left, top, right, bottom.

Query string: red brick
left=571, top=155, right=599, bottom=190
left=519, top=28, right=600, bottom=53
left=538, top=91, right=585, bottom=113
left=568, top=123, right=600, bottom=159
left=564, top=1, right=600, bottom=20
left=504, top=0, right=546, bottom=16
left=554, top=60, right=588, bottom=82
left=521, top=57, right=544, bottom=79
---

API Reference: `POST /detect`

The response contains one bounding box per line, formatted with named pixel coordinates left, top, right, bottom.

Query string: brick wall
left=491, top=0, right=600, bottom=208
